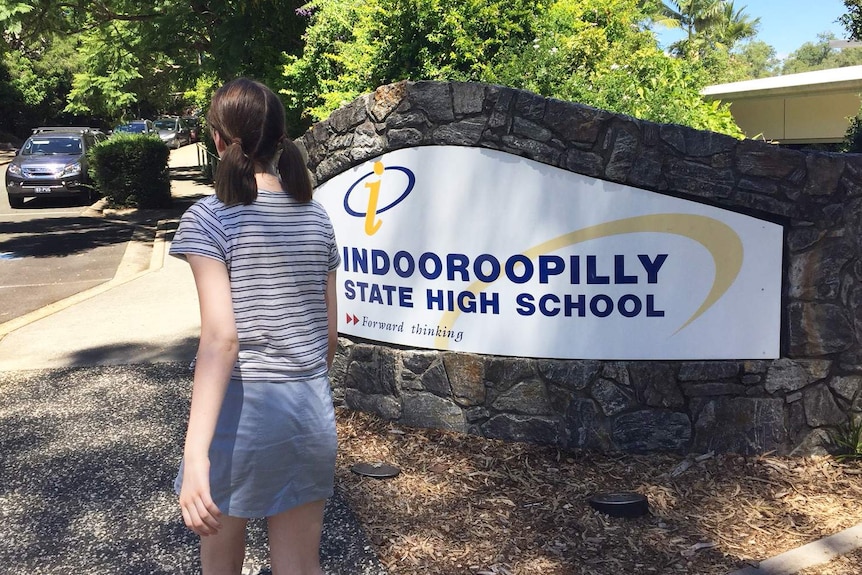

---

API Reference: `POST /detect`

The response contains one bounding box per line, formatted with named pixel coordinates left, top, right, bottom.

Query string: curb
left=727, top=523, right=862, bottom=574
left=0, top=219, right=171, bottom=341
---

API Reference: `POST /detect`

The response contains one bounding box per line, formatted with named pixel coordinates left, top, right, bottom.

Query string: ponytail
left=214, top=138, right=257, bottom=205
left=208, top=77, right=311, bottom=205
left=277, top=139, right=313, bottom=203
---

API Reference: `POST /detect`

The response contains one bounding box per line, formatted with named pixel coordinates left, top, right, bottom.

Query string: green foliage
left=828, top=416, right=862, bottom=462
left=655, top=0, right=759, bottom=60
left=0, top=0, right=310, bottom=124
left=284, top=0, right=536, bottom=124
left=841, top=0, right=862, bottom=41
left=841, top=107, right=862, bottom=153
left=728, top=40, right=780, bottom=80
left=89, top=134, right=171, bottom=208
left=285, top=0, right=742, bottom=137
left=781, top=33, right=862, bottom=75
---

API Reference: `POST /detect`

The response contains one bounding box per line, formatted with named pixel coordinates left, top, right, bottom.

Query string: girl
left=171, top=78, right=339, bottom=575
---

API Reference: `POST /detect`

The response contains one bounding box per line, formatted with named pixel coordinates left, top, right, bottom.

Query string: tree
left=654, top=0, right=759, bottom=59
left=0, top=0, right=310, bottom=124
left=285, top=0, right=742, bottom=137
left=283, top=0, right=538, bottom=123
left=840, top=0, right=862, bottom=41
left=781, top=32, right=862, bottom=75
left=728, top=40, right=780, bottom=80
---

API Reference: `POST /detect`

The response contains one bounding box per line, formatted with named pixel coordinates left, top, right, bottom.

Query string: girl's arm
left=325, top=270, right=338, bottom=369
left=178, top=254, right=239, bottom=537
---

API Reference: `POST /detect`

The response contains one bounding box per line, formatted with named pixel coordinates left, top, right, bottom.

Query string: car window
left=154, top=119, right=177, bottom=131
left=116, top=123, right=146, bottom=133
left=23, top=137, right=83, bottom=155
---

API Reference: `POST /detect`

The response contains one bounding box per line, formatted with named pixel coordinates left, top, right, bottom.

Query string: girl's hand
left=178, top=458, right=223, bottom=536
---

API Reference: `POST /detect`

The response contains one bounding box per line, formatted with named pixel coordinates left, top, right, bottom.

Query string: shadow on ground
left=0, top=363, right=386, bottom=575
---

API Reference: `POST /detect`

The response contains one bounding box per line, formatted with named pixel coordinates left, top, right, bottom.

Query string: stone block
left=787, top=302, right=854, bottom=356
left=829, top=375, right=862, bottom=402
left=481, top=413, right=561, bottom=445
left=804, top=153, right=844, bottom=197
left=564, top=149, right=605, bottom=178
left=693, top=397, right=786, bottom=454
left=537, top=360, right=600, bottom=391
left=788, top=238, right=854, bottom=300
left=369, top=82, right=409, bottom=122
left=400, top=392, right=466, bottom=432
left=736, top=140, right=805, bottom=178
left=681, top=382, right=748, bottom=396
left=345, top=345, right=399, bottom=396
left=452, top=82, right=487, bottom=116
left=565, top=398, right=611, bottom=451
left=678, top=361, right=740, bottom=381
left=629, top=362, right=684, bottom=408
left=803, top=383, right=848, bottom=427
left=544, top=99, right=609, bottom=144
left=328, top=98, right=368, bottom=133
left=432, top=118, right=486, bottom=146
left=612, top=410, right=691, bottom=453
left=420, top=360, right=451, bottom=397
left=345, top=389, right=401, bottom=421
left=513, top=117, right=552, bottom=142
left=764, top=358, right=831, bottom=393
left=387, top=128, right=423, bottom=148
left=491, top=379, right=553, bottom=416
left=591, top=378, right=636, bottom=416
left=408, top=81, right=455, bottom=122
left=443, top=352, right=485, bottom=406
left=514, top=91, right=546, bottom=120
left=604, top=123, right=640, bottom=183
left=666, top=158, right=734, bottom=199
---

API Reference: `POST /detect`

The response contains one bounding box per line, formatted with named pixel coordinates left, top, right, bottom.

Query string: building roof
left=702, top=65, right=862, bottom=100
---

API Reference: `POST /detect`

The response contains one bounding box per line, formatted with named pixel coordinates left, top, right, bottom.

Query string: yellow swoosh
left=434, top=214, right=743, bottom=349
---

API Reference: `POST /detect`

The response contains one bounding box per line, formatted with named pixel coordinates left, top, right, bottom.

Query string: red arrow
left=345, top=313, right=359, bottom=324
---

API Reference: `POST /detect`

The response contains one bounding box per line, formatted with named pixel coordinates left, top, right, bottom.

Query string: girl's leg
left=200, top=514, right=249, bottom=575
left=267, top=499, right=326, bottom=575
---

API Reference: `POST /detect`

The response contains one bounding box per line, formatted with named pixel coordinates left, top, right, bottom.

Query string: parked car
left=182, top=116, right=201, bottom=143
left=5, top=127, right=104, bottom=208
left=153, top=116, right=191, bottom=149
left=113, top=120, right=156, bottom=136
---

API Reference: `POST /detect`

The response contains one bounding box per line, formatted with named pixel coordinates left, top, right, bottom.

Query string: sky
left=655, top=0, right=849, bottom=59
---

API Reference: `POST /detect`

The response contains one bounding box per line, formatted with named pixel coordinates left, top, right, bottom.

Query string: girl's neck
left=255, top=171, right=283, bottom=192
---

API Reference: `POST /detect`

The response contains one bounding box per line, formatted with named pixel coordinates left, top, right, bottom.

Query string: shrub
left=89, top=135, right=172, bottom=208
left=828, top=416, right=862, bottom=463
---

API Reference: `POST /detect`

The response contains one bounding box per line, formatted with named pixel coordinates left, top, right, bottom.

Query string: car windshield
left=116, top=123, right=147, bottom=133
left=153, top=119, right=177, bottom=131
left=22, top=137, right=82, bottom=155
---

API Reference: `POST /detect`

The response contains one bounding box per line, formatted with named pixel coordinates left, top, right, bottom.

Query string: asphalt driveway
left=0, top=362, right=385, bottom=575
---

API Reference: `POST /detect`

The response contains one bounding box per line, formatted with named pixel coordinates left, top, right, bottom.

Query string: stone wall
left=299, top=80, right=862, bottom=455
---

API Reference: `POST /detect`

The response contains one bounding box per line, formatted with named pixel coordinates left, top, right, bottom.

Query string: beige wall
left=727, top=92, right=861, bottom=144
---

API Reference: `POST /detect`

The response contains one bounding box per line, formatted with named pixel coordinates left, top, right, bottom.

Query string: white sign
left=314, top=146, right=782, bottom=359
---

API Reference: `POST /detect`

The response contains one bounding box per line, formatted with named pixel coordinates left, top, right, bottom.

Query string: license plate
left=34, top=186, right=52, bottom=194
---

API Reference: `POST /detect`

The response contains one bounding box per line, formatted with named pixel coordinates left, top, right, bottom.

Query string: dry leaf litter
left=334, top=408, right=862, bottom=575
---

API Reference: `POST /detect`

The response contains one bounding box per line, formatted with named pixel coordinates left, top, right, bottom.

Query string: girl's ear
left=213, top=131, right=227, bottom=155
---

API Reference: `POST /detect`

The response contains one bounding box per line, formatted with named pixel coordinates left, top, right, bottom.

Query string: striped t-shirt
left=170, top=190, right=340, bottom=383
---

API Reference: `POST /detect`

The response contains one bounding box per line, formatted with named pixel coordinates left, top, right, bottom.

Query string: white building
left=702, top=66, right=862, bottom=146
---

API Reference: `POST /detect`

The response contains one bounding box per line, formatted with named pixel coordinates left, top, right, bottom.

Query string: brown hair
left=207, top=77, right=312, bottom=205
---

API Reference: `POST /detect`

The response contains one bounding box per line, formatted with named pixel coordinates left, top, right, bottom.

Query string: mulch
left=334, top=407, right=862, bottom=575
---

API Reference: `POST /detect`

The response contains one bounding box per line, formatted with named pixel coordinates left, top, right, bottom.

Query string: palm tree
left=654, top=1, right=758, bottom=58
left=712, top=1, right=760, bottom=49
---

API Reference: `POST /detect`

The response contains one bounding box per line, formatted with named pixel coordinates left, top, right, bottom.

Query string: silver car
left=153, top=117, right=191, bottom=149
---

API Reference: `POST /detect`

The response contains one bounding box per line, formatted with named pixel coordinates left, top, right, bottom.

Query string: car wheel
left=8, top=195, right=25, bottom=208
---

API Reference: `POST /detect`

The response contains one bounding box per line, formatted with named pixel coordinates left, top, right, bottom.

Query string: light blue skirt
left=175, top=374, right=337, bottom=518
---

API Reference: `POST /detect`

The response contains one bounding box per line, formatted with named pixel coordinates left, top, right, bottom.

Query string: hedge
left=89, top=135, right=172, bottom=208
